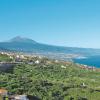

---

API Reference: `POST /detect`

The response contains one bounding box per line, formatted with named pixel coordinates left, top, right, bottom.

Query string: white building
left=14, top=95, right=29, bottom=100
left=61, top=65, right=66, bottom=69
left=35, top=60, right=40, bottom=64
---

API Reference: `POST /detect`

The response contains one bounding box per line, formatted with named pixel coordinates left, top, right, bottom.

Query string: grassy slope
left=0, top=56, right=100, bottom=100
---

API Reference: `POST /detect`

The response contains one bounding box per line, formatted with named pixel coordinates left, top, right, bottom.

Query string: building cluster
left=79, top=64, right=96, bottom=71
left=0, top=89, right=29, bottom=100
left=0, top=51, right=27, bottom=61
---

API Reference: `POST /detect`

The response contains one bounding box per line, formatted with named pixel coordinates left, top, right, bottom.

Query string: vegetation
left=0, top=55, right=100, bottom=100
left=0, top=54, right=12, bottom=62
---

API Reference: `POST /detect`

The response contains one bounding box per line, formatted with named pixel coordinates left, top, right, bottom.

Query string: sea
left=73, top=55, right=100, bottom=68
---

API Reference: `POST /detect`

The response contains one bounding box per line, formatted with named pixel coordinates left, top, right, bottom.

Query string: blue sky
left=0, top=0, right=100, bottom=48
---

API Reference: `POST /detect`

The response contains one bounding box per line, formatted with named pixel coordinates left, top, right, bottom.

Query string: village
left=0, top=51, right=98, bottom=72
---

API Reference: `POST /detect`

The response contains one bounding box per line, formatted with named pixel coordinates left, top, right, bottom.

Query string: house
left=61, top=65, right=66, bottom=69
left=20, top=55, right=25, bottom=59
left=14, top=95, right=29, bottom=100
left=55, top=60, right=58, bottom=63
left=1, top=52, right=4, bottom=55
left=35, top=60, right=40, bottom=64
left=0, top=89, right=8, bottom=100
left=10, top=56, right=13, bottom=59
left=0, top=89, right=8, bottom=96
left=16, top=55, right=20, bottom=59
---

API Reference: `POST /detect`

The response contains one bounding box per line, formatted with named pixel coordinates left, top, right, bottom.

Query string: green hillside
left=0, top=55, right=100, bottom=100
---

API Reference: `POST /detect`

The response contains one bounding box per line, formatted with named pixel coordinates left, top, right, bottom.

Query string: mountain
left=9, top=36, right=37, bottom=44
left=0, top=36, right=100, bottom=57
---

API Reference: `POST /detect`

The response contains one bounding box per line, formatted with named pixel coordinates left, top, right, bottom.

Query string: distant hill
left=0, top=36, right=100, bottom=56
left=9, top=36, right=37, bottom=44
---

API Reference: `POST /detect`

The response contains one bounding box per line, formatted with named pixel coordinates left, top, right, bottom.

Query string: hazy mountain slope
left=0, top=36, right=100, bottom=56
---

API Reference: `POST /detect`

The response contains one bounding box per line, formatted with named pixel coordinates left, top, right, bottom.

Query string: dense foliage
left=0, top=56, right=100, bottom=100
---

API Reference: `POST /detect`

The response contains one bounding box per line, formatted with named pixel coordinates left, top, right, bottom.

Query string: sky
left=0, top=0, right=100, bottom=48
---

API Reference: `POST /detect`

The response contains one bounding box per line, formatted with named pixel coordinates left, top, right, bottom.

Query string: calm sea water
left=73, top=55, right=100, bottom=68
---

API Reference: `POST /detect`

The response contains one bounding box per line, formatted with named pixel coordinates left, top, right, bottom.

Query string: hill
left=0, top=54, right=100, bottom=100
left=0, top=36, right=100, bottom=57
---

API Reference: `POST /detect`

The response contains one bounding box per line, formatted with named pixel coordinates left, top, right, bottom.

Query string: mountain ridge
left=0, top=36, right=100, bottom=56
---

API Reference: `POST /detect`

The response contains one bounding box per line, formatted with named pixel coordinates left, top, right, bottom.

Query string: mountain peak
left=9, top=36, right=37, bottom=44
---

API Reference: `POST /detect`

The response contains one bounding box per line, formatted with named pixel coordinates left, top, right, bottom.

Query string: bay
left=73, top=55, right=100, bottom=68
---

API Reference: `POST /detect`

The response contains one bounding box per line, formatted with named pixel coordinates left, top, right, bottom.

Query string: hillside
left=0, top=54, right=100, bottom=100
